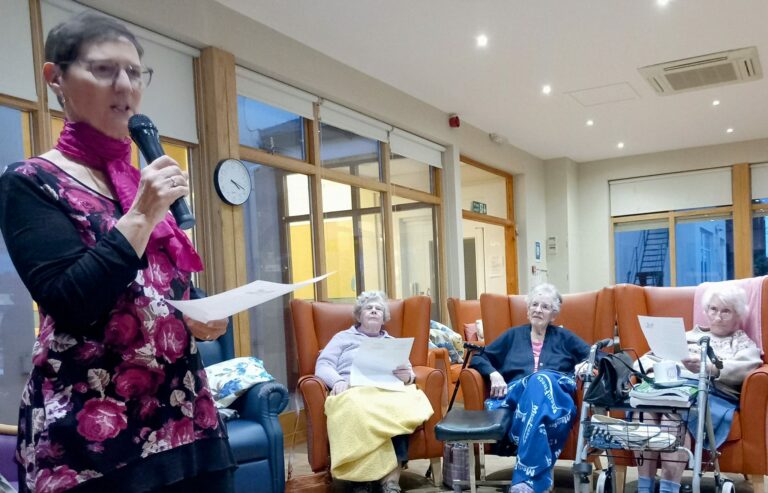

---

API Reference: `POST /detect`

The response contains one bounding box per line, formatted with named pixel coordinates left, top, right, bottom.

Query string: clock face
left=214, top=159, right=251, bottom=206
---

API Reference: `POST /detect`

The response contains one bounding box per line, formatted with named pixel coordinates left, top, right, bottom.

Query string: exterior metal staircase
left=626, top=229, right=669, bottom=286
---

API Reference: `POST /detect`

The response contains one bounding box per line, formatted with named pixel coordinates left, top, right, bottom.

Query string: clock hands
left=230, top=179, right=245, bottom=191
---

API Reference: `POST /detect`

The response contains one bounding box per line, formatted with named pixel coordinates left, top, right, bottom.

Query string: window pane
left=754, top=209, right=768, bottom=276
left=462, top=219, right=507, bottom=299
left=0, top=105, right=36, bottom=424
left=322, top=180, right=385, bottom=301
left=614, top=221, right=671, bottom=286
left=674, top=216, right=733, bottom=286
left=393, top=197, right=439, bottom=319
left=390, top=153, right=433, bottom=193
left=460, top=162, right=508, bottom=217
left=320, top=123, right=381, bottom=180
left=237, top=95, right=306, bottom=160
left=243, top=161, right=313, bottom=390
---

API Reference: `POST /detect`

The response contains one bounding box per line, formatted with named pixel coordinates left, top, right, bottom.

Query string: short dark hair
left=45, top=11, right=143, bottom=68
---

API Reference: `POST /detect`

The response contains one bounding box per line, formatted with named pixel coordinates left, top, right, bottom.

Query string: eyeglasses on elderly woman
left=59, top=58, right=153, bottom=88
left=529, top=300, right=554, bottom=312
left=707, top=305, right=734, bottom=320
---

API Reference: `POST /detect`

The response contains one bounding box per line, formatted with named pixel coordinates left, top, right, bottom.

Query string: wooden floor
left=286, top=442, right=762, bottom=492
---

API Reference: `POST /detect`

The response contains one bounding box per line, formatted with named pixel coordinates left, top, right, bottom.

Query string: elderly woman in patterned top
left=636, top=284, right=761, bottom=493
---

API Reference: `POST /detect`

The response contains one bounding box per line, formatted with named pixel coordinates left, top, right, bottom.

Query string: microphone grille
left=128, top=114, right=155, bottom=132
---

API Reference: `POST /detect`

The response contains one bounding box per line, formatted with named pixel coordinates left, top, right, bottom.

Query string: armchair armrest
left=737, top=364, right=768, bottom=474
left=458, top=368, right=487, bottom=410
left=233, top=381, right=289, bottom=423
left=427, top=347, right=450, bottom=373
left=298, top=375, right=331, bottom=473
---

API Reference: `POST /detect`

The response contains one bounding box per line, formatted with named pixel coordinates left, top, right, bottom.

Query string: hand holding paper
left=350, top=337, right=414, bottom=391
left=637, top=315, right=690, bottom=361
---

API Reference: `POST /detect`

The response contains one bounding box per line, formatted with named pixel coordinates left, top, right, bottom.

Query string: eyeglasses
left=707, top=305, right=734, bottom=320
left=529, top=301, right=554, bottom=312
left=60, top=59, right=153, bottom=88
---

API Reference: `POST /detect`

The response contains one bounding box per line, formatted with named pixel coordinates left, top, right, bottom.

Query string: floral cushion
left=205, top=357, right=274, bottom=408
left=429, top=320, right=464, bottom=364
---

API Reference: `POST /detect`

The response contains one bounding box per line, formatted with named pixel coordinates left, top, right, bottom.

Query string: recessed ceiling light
left=542, top=85, right=552, bottom=95
left=476, top=34, right=488, bottom=48
left=712, top=100, right=720, bottom=106
left=726, top=128, right=734, bottom=133
left=617, top=142, right=625, bottom=149
left=657, top=0, right=670, bottom=6
left=586, top=119, right=594, bottom=126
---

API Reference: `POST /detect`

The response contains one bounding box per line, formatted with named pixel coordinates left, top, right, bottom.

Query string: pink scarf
left=55, top=120, right=203, bottom=273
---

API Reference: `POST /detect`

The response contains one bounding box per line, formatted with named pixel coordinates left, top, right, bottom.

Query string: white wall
left=574, top=137, right=768, bottom=292
left=544, top=157, right=579, bottom=292
left=79, top=0, right=547, bottom=295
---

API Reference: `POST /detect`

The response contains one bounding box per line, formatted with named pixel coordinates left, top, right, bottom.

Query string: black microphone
left=128, top=114, right=195, bottom=230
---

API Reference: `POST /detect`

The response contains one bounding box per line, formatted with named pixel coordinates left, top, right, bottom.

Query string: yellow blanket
left=324, top=385, right=433, bottom=481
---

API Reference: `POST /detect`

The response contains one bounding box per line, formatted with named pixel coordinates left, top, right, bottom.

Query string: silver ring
left=170, top=177, right=177, bottom=188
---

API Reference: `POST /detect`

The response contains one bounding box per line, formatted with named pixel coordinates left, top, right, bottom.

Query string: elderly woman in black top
left=470, top=283, right=590, bottom=493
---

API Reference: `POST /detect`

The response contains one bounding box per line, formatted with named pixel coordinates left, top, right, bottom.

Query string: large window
left=614, top=220, right=671, bottom=286
left=390, top=153, right=433, bottom=193
left=238, top=96, right=305, bottom=160
left=392, top=197, right=438, bottom=318
left=322, top=180, right=385, bottom=301
left=675, top=215, right=732, bottom=285
left=242, top=161, right=313, bottom=387
left=320, top=123, right=380, bottom=180
left=0, top=104, right=36, bottom=424
left=753, top=202, right=768, bottom=276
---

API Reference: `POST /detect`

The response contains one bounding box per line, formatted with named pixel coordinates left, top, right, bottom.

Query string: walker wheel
left=596, top=470, right=613, bottom=493
left=718, top=479, right=735, bottom=493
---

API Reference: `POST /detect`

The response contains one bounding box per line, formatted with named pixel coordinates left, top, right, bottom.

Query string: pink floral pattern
left=13, top=160, right=224, bottom=492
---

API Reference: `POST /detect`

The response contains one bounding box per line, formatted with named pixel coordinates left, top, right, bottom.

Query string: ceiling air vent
left=639, top=46, right=762, bottom=95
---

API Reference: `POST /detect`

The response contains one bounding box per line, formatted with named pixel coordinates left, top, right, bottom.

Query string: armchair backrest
left=446, top=298, right=481, bottom=339
left=479, top=287, right=616, bottom=345
left=615, top=280, right=768, bottom=363
left=290, top=295, right=432, bottom=376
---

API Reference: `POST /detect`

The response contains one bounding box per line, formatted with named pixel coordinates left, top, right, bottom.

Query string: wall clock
left=214, top=158, right=251, bottom=206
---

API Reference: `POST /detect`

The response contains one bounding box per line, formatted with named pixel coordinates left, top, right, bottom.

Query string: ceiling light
left=542, top=85, right=552, bottom=95
left=617, top=142, right=625, bottom=149
left=476, top=34, right=488, bottom=48
left=712, top=100, right=720, bottom=106
left=586, top=119, right=594, bottom=126
left=657, top=0, right=670, bottom=6
left=726, top=128, right=734, bottom=133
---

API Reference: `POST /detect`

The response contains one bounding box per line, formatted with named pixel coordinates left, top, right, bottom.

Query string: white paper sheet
left=165, top=273, right=331, bottom=323
left=349, top=337, right=414, bottom=391
left=637, top=315, right=690, bottom=361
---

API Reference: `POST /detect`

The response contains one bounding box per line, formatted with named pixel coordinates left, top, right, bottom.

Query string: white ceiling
left=215, top=0, right=768, bottom=163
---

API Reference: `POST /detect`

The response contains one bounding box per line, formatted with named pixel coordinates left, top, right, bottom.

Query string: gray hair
left=525, top=283, right=563, bottom=314
left=353, top=291, right=391, bottom=323
left=701, top=284, right=748, bottom=320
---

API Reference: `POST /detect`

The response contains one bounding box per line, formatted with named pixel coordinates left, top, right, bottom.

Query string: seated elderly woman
left=469, top=283, right=590, bottom=493
left=636, top=284, right=762, bottom=493
left=315, top=291, right=433, bottom=493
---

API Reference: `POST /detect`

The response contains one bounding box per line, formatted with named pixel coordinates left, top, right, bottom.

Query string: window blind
left=390, top=128, right=444, bottom=168
left=319, top=100, right=391, bottom=143
left=0, top=0, right=37, bottom=102
left=236, top=67, right=316, bottom=120
left=610, top=168, right=732, bottom=216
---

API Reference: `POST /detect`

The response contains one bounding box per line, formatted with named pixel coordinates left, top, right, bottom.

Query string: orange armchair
left=459, top=288, right=616, bottom=462
left=289, top=295, right=445, bottom=480
left=445, top=298, right=482, bottom=400
left=615, top=282, right=768, bottom=487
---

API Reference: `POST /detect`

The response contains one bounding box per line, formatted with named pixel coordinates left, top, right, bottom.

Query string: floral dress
left=0, top=159, right=232, bottom=493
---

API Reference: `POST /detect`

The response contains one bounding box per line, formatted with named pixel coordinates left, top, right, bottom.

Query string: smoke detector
left=639, top=46, right=762, bottom=95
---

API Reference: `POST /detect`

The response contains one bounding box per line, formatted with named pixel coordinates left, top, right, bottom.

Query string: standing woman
left=469, top=283, right=590, bottom=493
left=0, top=12, right=235, bottom=493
